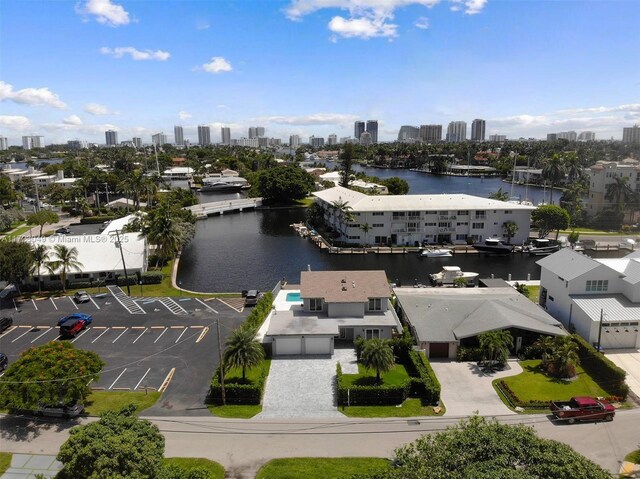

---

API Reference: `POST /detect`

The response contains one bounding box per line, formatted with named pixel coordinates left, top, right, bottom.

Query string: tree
left=605, top=176, right=634, bottom=212
left=47, top=244, right=83, bottom=292
left=550, top=336, right=580, bottom=378
left=57, top=405, right=165, bottom=479
left=488, top=187, right=509, bottom=201
left=142, top=202, right=195, bottom=265
left=360, top=223, right=371, bottom=246
left=223, top=326, right=265, bottom=380
left=502, top=220, right=518, bottom=244
left=478, top=330, right=513, bottom=369
left=27, top=210, right=60, bottom=236
left=568, top=230, right=580, bottom=247
left=31, top=244, right=50, bottom=294
left=531, top=204, right=570, bottom=239
left=542, top=153, right=566, bottom=204
left=0, top=341, right=104, bottom=411
left=0, top=240, right=34, bottom=292
left=361, top=339, right=395, bottom=384
left=533, top=335, right=556, bottom=367
left=251, top=165, right=314, bottom=204
left=330, top=198, right=354, bottom=240
left=382, top=177, right=409, bottom=195
left=352, top=415, right=612, bottom=479
left=340, top=143, right=355, bottom=188
left=514, top=282, right=529, bottom=297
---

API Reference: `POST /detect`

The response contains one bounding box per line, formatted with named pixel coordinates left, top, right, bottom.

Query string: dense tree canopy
left=531, top=205, right=571, bottom=238
left=381, top=177, right=409, bottom=195
left=250, top=165, right=314, bottom=204
left=27, top=210, right=59, bottom=236
left=0, top=240, right=34, bottom=290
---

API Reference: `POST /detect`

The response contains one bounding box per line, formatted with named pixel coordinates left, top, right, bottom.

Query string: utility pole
left=216, top=318, right=226, bottom=405
left=114, top=229, right=131, bottom=295
left=596, top=309, right=605, bottom=352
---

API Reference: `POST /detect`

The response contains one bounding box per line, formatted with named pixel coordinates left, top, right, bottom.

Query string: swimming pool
left=285, top=292, right=302, bottom=302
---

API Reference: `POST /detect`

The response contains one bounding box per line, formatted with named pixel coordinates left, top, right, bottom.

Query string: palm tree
left=47, top=244, right=83, bottom=292
left=223, top=326, right=265, bottom=380
left=502, top=220, right=518, bottom=244
left=330, top=198, right=353, bottom=241
left=605, top=176, right=634, bottom=212
left=542, top=154, right=566, bottom=204
left=478, top=330, right=513, bottom=369
left=551, top=337, right=580, bottom=378
left=488, top=188, right=509, bottom=201
left=31, top=244, right=50, bottom=295
left=533, top=335, right=555, bottom=367
left=360, top=223, right=371, bottom=246
left=361, top=338, right=395, bottom=384
left=564, top=152, right=584, bottom=182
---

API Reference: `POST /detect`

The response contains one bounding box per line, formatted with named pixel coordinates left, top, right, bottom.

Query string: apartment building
left=585, top=158, right=640, bottom=217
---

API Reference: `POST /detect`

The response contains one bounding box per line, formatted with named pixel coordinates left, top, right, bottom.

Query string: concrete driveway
left=603, top=349, right=640, bottom=399
left=430, top=359, right=523, bottom=417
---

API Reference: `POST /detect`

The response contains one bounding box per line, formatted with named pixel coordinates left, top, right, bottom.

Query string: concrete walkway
left=0, top=454, right=61, bottom=479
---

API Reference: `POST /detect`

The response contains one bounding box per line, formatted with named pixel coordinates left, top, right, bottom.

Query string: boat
left=429, top=266, right=479, bottom=285
left=472, top=238, right=513, bottom=255
left=420, top=247, right=453, bottom=258
left=527, top=238, right=561, bottom=256
left=199, top=176, right=248, bottom=192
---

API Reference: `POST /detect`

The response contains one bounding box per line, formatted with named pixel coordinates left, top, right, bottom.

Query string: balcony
left=439, top=215, right=457, bottom=220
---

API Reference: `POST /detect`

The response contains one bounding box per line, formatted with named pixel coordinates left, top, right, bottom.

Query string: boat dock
left=186, top=198, right=263, bottom=218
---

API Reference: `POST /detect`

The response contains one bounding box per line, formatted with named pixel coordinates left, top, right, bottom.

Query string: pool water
left=286, top=292, right=302, bottom=302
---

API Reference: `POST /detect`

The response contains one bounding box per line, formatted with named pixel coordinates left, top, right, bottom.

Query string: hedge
left=496, top=380, right=549, bottom=409
left=244, top=292, right=274, bottom=330
left=572, top=334, right=629, bottom=399
left=406, top=350, right=441, bottom=405
left=208, top=360, right=270, bottom=405
left=336, top=363, right=411, bottom=406
left=456, top=346, right=484, bottom=362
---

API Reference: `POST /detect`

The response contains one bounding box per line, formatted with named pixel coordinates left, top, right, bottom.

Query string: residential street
left=2, top=409, right=639, bottom=478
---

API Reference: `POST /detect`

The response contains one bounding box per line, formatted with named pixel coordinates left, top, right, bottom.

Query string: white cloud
left=178, top=111, right=192, bottom=120
left=84, top=103, right=112, bottom=115
left=556, top=103, right=640, bottom=115
left=0, top=81, right=67, bottom=109
left=217, top=104, right=230, bottom=110
left=0, top=115, right=31, bottom=130
left=415, top=16, right=429, bottom=29
left=328, top=15, right=397, bottom=39
left=201, top=57, right=233, bottom=74
left=253, top=113, right=359, bottom=126
left=100, top=46, right=170, bottom=61
left=76, top=0, right=130, bottom=27
left=63, top=115, right=83, bottom=125
left=41, top=121, right=119, bottom=135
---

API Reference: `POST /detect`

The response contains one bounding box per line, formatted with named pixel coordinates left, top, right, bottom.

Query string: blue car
left=57, top=313, right=93, bottom=327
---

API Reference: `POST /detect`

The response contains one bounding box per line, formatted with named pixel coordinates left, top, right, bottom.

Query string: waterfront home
left=262, top=270, right=403, bottom=356
left=318, top=171, right=389, bottom=194
left=538, top=248, right=640, bottom=349
left=312, top=186, right=534, bottom=246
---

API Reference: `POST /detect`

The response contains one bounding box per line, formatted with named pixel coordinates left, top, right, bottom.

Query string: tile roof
left=300, top=270, right=391, bottom=303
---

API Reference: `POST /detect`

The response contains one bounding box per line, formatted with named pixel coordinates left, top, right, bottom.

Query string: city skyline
left=1, top=0, right=639, bottom=145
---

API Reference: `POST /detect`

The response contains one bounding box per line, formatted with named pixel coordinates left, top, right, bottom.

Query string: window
left=372, top=212, right=384, bottom=216
left=456, top=234, right=468, bottom=241
left=365, top=329, right=380, bottom=340
left=457, top=222, right=468, bottom=226
left=348, top=235, right=361, bottom=239
left=439, top=211, right=448, bottom=215
left=475, top=211, right=486, bottom=219
left=99, top=272, right=107, bottom=278
left=309, top=298, right=323, bottom=311
left=558, top=276, right=565, bottom=281
left=438, top=222, right=451, bottom=228
left=392, top=212, right=405, bottom=218
left=372, top=223, right=384, bottom=227
left=368, top=298, right=382, bottom=311
left=352, top=212, right=360, bottom=216
left=472, top=222, right=484, bottom=229
left=457, top=210, right=469, bottom=216
left=504, top=210, right=512, bottom=214
left=586, top=280, right=608, bottom=292
left=347, top=223, right=360, bottom=228
left=549, top=295, right=554, bottom=301
left=425, top=222, right=436, bottom=226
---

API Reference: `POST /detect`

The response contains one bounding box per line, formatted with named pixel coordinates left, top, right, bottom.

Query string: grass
left=558, top=228, right=633, bottom=236
left=340, top=363, right=410, bottom=387
left=5, top=225, right=32, bottom=237
left=340, top=398, right=445, bottom=418
left=225, top=359, right=271, bottom=384
left=625, top=450, right=640, bottom=464
left=83, top=391, right=161, bottom=416
left=256, top=458, right=391, bottom=479
left=163, top=458, right=225, bottom=479
left=526, top=285, right=540, bottom=303
left=0, top=453, right=11, bottom=474
left=208, top=404, right=262, bottom=418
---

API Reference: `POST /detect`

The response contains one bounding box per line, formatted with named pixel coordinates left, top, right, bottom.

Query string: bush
left=520, top=344, right=543, bottom=360
left=336, top=363, right=410, bottom=406
left=390, top=330, right=414, bottom=359
left=208, top=360, right=269, bottom=405
left=406, top=351, right=441, bottom=405
left=244, top=292, right=274, bottom=330
left=456, top=346, right=484, bottom=362
left=572, top=334, right=629, bottom=399
left=79, top=215, right=118, bottom=224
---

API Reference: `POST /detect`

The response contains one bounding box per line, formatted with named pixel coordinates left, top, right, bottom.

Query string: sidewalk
left=0, top=454, right=61, bottom=479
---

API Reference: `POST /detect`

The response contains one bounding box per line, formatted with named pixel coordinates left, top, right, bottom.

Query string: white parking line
left=195, top=298, right=218, bottom=314
left=0, top=326, right=18, bottom=338
left=31, top=299, right=38, bottom=310
left=132, top=327, right=148, bottom=344
left=68, top=297, right=79, bottom=310
left=112, top=327, right=129, bottom=343
left=11, top=327, right=34, bottom=343
left=153, top=328, right=168, bottom=343
left=134, top=368, right=152, bottom=390
left=109, top=368, right=127, bottom=390
left=90, top=296, right=101, bottom=310
left=31, top=327, right=53, bottom=343
left=92, top=328, right=110, bottom=343
left=175, top=327, right=188, bottom=343
left=72, top=328, right=91, bottom=343
left=50, top=298, right=58, bottom=311
left=12, top=299, right=17, bottom=311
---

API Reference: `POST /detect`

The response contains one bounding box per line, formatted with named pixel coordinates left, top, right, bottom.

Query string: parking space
left=93, top=363, right=172, bottom=392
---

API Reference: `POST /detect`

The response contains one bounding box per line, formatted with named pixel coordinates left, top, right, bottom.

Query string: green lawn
left=256, top=458, right=391, bottom=479
left=5, top=225, right=32, bottom=237
left=527, top=285, right=540, bottom=303
left=497, top=360, right=609, bottom=402
left=341, top=363, right=410, bottom=387
left=340, top=398, right=445, bottom=418
left=625, top=450, right=640, bottom=464
left=84, top=391, right=161, bottom=416
left=163, top=458, right=225, bottom=479
left=208, top=404, right=262, bottom=418
left=225, top=359, right=271, bottom=384
left=558, top=228, right=630, bottom=236
left=0, top=453, right=11, bottom=474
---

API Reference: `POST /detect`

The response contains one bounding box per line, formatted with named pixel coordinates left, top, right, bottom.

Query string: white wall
left=328, top=302, right=364, bottom=318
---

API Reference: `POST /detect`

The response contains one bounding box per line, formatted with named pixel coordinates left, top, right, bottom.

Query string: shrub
left=390, top=330, right=414, bottom=359
left=456, top=346, right=484, bottom=362
left=244, top=292, right=274, bottom=330
left=406, top=351, right=441, bottom=405
left=571, top=334, right=629, bottom=399
left=336, top=362, right=411, bottom=406
left=208, top=360, right=269, bottom=405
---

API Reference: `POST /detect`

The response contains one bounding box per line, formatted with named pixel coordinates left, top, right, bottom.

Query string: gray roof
left=266, top=309, right=399, bottom=336
left=536, top=248, right=601, bottom=280
left=395, top=287, right=566, bottom=342
left=571, top=294, right=640, bottom=323
left=300, top=270, right=391, bottom=303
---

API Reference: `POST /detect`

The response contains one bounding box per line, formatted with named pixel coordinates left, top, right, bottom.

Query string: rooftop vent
left=352, top=281, right=356, bottom=288
left=341, top=279, right=346, bottom=284
left=342, top=286, right=347, bottom=291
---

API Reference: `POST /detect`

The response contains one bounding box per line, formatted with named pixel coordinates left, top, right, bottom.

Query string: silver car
left=73, top=291, right=90, bottom=303
left=37, top=403, right=84, bottom=418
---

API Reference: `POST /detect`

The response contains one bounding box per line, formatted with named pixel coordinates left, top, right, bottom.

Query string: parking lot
left=0, top=287, right=248, bottom=415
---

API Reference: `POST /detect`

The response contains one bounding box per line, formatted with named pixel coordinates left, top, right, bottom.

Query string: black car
left=0, top=353, right=7, bottom=371
left=0, top=316, right=13, bottom=333
left=55, top=227, right=71, bottom=234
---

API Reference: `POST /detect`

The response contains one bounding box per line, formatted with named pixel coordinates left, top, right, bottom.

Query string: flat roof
left=266, top=309, right=399, bottom=336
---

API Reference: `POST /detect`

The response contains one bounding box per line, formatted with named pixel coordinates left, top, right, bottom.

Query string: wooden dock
left=185, top=198, right=263, bottom=218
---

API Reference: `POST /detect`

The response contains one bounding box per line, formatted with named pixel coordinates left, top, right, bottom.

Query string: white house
left=313, top=186, right=534, bottom=246
left=538, top=248, right=640, bottom=349
left=263, top=270, right=403, bottom=356
left=318, top=172, right=389, bottom=195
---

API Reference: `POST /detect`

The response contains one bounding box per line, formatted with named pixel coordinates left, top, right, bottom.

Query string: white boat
left=420, top=248, right=453, bottom=258
left=200, top=176, right=248, bottom=192
left=473, top=238, right=513, bottom=255
left=527, top=238, right=561, bottom=256
left=429, top=266, right=479, bottom=285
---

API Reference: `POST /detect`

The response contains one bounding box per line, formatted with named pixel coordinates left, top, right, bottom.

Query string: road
left=2, top=409, right=639, bottom=478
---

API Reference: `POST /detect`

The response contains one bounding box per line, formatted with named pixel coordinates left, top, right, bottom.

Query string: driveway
left=603, top=349, right=640, bottom=399
left=430, top=359, right=522, bottom=417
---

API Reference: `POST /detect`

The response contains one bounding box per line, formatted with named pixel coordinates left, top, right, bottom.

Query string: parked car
left=73, top=291, right=90, bottom=303
left=59, top=319, right=89, bottom=338
left=0, top=353, right=8, bottom=371
left=244, top=290, right=261, bottom=306
left=55, top=227, right=71, bottom=235
left=0, top=316, right=13, bottom=333
left=550, top=396, right=615, bottom=423
left=36, top=402, right=84, bottom=419
left=57, top=312, right=93, bottom=328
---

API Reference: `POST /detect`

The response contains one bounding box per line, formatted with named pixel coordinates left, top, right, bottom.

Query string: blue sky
left=1, top=0, right=639, bottom=145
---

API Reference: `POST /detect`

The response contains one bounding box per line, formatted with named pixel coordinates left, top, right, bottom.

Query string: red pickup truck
left=550, top=396, right=615, bottom=423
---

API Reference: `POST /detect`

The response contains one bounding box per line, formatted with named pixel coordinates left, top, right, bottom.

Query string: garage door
left=429, top=343, right=450, bottom=358
left=275, top=337, right=302, bottom=355
left=305, top=337, right=332, bottom=355
left=601, top=329, right=639, bottom=349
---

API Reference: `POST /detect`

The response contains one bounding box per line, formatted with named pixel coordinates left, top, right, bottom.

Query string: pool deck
left=257, top=288, right=302, bottom=341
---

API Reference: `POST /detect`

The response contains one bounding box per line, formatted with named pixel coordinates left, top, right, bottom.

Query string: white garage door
left=601, top=329, right=638, bottom=349
left=276, top=337, right=302, bottom=355
left=305, top=337, right=332, bottom=355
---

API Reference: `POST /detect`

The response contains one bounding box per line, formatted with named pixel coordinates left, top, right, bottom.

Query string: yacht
left=429, top=266, right=479, bottom=285
left=419, top=247, right=453, bottom=258
left=473, top=238, right=513, bottom=255
left=199, top=176, right=248, bottom=193
left=527, top=238, right=561, bottom=256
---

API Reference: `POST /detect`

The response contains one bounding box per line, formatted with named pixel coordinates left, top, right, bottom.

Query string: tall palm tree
left=31, top=244, right=50, bottom=295
left=564, top=152, right=584, bottom=182
left=224, top=326, right=265, bottom=380
left=542, top=154, right=566, bottom=204
left=605, top=176, right=633, bottom=212
left=143, top=204, right=183, bottom=265
left=478, top=330, right=513, bottom=369
left=361, top=338, right=395, bottom=384
left=360, top=223, right=371, bottom=246
left=47, top=244, right=83, bottom=292
left=502, top=221, right=519, bottom=244
left=330, top=199, right=352, bottom=240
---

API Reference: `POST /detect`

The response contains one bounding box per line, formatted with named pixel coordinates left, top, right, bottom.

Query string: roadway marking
left=12, top=299, right=17, bottom=311
left=196, top=298, right=218, bottom=314
left=89, top=296, right=101, bottom=310
left=12, top=327, right=34, bottom=343
left=150, top=326, right=165, bottom=329
left=175, top=327, right=188, bottom=343
left=170, top=326, right=184, bottom=329
left=68, top=297, right=79, bottom=310
left=50, top=298, right=58, bottom=310
left=92, top=328, right=110, bottom=343
left=112, top=328, right=129, bottom=343
left=132, top=327, right=149, bottom=344
left=18, top=325, right=31, bottom=328
left=153, top=328, right=168, bottom=343
left=31, top=299, right=38, bottom=310
left=109, top=368, right=127, bottom=390
left=134, top=368, right=152, bottom=390
left=0, top=326, right=18, bottom=338
left=216, top=297, right=243, bottom=313
left=31, top=327, right=53, bottom=343
left=196, top=327, right=209, bottom=343
left=111, top=326, right=126, bottom=329
left=72, top=328, right=91, bottom=343
left=190, top=325, right=204, bottom=329
left=93, top=326, right=107, bottom=329
left=158, top=368, right=176, bottom=392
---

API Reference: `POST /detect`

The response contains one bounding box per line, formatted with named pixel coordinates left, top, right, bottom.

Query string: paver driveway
left=604, top=349, right=640, bottom=398
left=430, top=359, right=522, bottom=417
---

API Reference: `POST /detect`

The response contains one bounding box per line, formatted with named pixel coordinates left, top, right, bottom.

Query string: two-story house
left=538, top=248, right=640, bottom=349
left=263, top=270, right=403, bottom=356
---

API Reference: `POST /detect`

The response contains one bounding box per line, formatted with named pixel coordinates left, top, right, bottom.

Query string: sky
left=1, top=0, right=639, bottom=146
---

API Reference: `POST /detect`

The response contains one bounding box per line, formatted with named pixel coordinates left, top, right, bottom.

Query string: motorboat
left=527, top=238, right=561, bottom=256
left=429, top=266, right=479, bottom=285
left=199, top=176, right=248, bottom=192
left=420, top=247, right=453, bottom=258
left=472, top=238, right=513, bottom=255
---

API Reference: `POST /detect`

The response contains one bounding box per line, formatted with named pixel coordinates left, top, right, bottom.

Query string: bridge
left=185, top=198, right=263, bottom=218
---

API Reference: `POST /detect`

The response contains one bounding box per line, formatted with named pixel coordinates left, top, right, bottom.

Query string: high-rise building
left=197, top=125, right=211, bottom=146
left=471, top=119, right=486, bottom=142
left=489, top=134, right=507, bottom=142
left=221, top=127, right=231, bottom=145
left=22, top=135, right=44, bottom=150
left=67, top=140, right=88, bottom=149
left=354, top=121, right=365, bottom=140
left=132, top=137, right=142, bottom=148
left=232, top=138, right=259, bottom=147
left=309, top=136, right=324, bottom=148
left=365, top=120, right=378, bottom=143
left=578, top=131, right=596, bottom=141
left=0, top=136, right=8, bottom=150
left=557, top=131, right=577, bottom=141
left=269, top=138, right=282, bottom=147
left=258, top=137, right=269, bottom=147
left=398, top=125, right=420, bottom=142
left=256, top=127, right=265, bottom=138
left=360, top=131, right=373, bottom=146
left=174, top=126, right=184, bottom=146
left=289, top=135, right=300, bottom=148
left=105, top=130, right=118, bottom=146
left=327, top=134, right=338, bottom=145
left=446, top=121, right=467, bottom=142
left=152, top=132, right=167, bottom=146
left=623, top=125, right=640, bottom=144
left=419, top=125, right=442, bottom=142
left=546, top=133, right=558, bottom=141
left=248, top=126, right=265, bottom=139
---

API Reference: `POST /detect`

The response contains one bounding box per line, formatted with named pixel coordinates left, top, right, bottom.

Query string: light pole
left=178, top=281, right=182, bottom=296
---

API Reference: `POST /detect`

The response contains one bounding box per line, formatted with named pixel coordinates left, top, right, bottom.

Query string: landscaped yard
left=256, top=458, right=391, bottom=479
left=625, top=450, right=640, bottom=464
left=208, top=404, right=262, bottom=418
left=84, top=391, right=161, bottom=416
left=340, top=363, right=410, bottom=387
left=0, top=453, right=11, bottom=474
left=208, top=360, right=270, bottom=418
left=526, top=285, right=540, bottom=303
left=340, top=398, right=444, bottom=418
left=163, top=458, right=225, bottom=479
